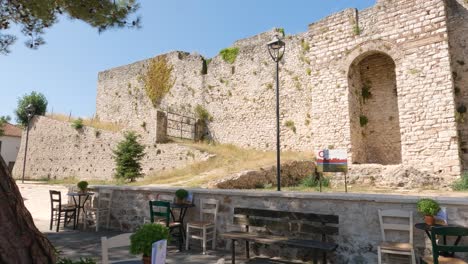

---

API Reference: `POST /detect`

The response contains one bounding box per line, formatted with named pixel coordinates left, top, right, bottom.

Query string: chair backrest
left=50, top=190, right=62, bottom=211
left=378, top=209, right=413, bottom=244
left=430, top=226, right=468, bottom=264
left=199, top=198, right=219, bottom=225
left=101, top=233, right=134, bottom=264
left=97, top=189, right=113, bottom=209
left=149, top=201, right=171, bottom=226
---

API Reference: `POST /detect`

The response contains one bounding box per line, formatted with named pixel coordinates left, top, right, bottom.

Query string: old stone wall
left=90, top=185, right=468, bottom=263
left=446, top=0, right=468, bottom=170
left=95, top=0, right=463, bottom=183
left=12, top=116, right=210, bottom=180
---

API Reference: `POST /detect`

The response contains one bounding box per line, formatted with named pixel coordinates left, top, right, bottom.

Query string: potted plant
left=417, top=198, right=441, bottom=226
left=175, top=189, right=189, bottom=204
left=130, top=223, right=170, bottom=264
left=77, top=181, right=89, bottom=193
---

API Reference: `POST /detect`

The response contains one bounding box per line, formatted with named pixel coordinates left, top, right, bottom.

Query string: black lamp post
left=267, top=34, right=285, bottom=191
left=21, top=104, right=35, bottom=183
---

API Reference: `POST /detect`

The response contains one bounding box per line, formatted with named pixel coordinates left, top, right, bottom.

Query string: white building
left=0, top=123, right=22, bottom=172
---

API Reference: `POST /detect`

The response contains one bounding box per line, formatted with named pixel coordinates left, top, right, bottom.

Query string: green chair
left=149, top=200, right=183, bottom=250
left=421, top=226, right=468, bottom=264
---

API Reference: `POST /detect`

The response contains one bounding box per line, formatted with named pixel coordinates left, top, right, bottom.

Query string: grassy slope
left=135, top=140, right=313, bottom=187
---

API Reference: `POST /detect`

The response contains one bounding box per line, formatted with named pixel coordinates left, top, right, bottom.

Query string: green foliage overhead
left=195, top=105, right=213, bottom=122
left=452, top=172, right=468, bottom=191
left=15, top=91, right=48, bottom=126
left=113, top=131, right=146, bottom=182
left=130, top=223, right=170, bottom=257
left=71, top=118, right=84, bottom=130
left=77, top=181, right=89, bottom=191
left=219, top=47, right=239, bottom=64
left=416, top=198, right=440, bottom=216
left=0, top=0, right=140, bottom=54
left=175, top=189, right=188, bottom=199
left=0, top=116, right=11, bottom=137
left=143, top=56, right=175, bottom=107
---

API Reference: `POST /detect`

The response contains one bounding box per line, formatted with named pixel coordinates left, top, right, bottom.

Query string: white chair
left=157, top=194, right=174, bottom=203
left=377, top=209, right=416, bottom=264
left=185, top=198, right=219, bottom=254
left=101, top=233, right=139, bottom=264
left=84, top=189, right=113, bottom=231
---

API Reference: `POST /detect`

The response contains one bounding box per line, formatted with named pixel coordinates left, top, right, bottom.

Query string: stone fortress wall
left=95, top=0, right=467, bottom=183
left=12, top=116, right=210, bottom=180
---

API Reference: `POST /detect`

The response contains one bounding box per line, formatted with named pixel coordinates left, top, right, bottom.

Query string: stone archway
left=348, top=51, right=402, bottom=165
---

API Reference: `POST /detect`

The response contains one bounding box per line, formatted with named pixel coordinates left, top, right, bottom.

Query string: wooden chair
left=101, top=233, right=140, bottom=264
left=185, top=198, right=219, bottom=254
left=421, top=226, right=468, bottom=264
left=49, top=190, right=76, bottom=232
left=157, top=194, right=174, bottom=203
left=377, top=209, right=416, bottom=264
left=84, top=189, right=113, bottom=231
left=149, top=200, right=183, bottom=250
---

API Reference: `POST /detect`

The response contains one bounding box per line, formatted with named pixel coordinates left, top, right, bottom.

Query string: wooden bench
left=221, top=208, right=339, bottom=264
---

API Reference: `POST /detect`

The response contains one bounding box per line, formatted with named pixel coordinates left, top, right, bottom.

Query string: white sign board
left=151, top=239, right=167, bottom=264
left=316, top=149, right=348, bottom=172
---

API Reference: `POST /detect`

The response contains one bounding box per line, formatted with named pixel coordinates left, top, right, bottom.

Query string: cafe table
left=67, top=192, right=94, bottom=229
left=169, top=202, right=195, bottom=240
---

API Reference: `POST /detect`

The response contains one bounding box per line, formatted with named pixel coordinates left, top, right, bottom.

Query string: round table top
left=415, top=223, right=448, bottom=231
left=170, top=202, right=195, bottom=209
left=67, top=192, right=94, bottom=196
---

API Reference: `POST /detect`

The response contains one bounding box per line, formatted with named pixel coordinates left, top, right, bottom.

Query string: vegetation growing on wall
left=71, top=118, right=84, bottom=130
left=143, top=56, right=175, bottom=107
left=47, top=114, right=122, bottom=132
left=361, top=83, right=372, bottom=103
left=275, top=27, right=285, bottom=37
left=456, top=104, right=467, bottom=123
left=219, top=47, right=239, bottom=64
left=195, top=105, right=213, bottom=122
left=285, top=120, right=296, bottom=133
left=359, top=115, right=368, bottom=127
left=301, top=39, right=310, bottom=52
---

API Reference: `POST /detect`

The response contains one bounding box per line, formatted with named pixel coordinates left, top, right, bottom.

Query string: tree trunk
left=0, top=155, right=56, bottom=263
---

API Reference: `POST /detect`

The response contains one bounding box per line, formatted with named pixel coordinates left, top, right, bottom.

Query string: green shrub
left=301, top=39, right=310, bottom=52
left=77, top=181, right=88, bottom=192
left=353, top=24, right=361, bottom=35
left=219, top=47, right=239, bottom=64
left=416, top=198, right=440, bottom=216
left=0, top=116, right=10, bottom=137
left=71, top=118, right=84, bottom=130
left=361, top=84, right=372, bottom=103
left=15, top=91, right=48, bottom=126
left=143, top=55, right=175, bottom=107
left=275, top=27, right=285, bottom=37
left=130, top=223, right=170, bottom=257
left=452, top=172, right=468, bottom=191
left=113, top=132, right=146, bottom=182
left=175, top=189, right=189, bottom=199
left=300, top=175, right=330, bottom=188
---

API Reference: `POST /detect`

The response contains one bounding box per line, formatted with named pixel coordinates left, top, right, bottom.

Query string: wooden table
left=67, top=192, right=94, bottom=229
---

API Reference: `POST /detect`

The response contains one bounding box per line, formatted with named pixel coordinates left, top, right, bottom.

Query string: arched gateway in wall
left=343, top=41, right=404, bottom=165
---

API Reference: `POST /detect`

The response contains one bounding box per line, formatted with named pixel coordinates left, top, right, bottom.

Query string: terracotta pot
left=424, top=215, right=435, bottom=226
left=142, top=256, right=151, bottom=264
left=176, top=197, right=185, bottom=204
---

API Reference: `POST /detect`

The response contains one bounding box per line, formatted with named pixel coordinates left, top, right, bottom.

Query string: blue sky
left=0, top=0, right=375, bottom=123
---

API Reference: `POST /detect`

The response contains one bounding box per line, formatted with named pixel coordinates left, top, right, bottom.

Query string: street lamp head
left=25, top=104, right=35, bottom=119
left=267, top=34, right=286, bottom=62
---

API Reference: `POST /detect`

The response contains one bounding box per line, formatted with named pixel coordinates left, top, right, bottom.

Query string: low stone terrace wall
left=91, top=186, right=468, bottom=263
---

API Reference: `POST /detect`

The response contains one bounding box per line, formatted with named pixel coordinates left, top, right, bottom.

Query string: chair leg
left=202, top=226, right=207, bottom=255
left=231, top=239, right=236, bottom=264
left=56, top=212, right=61, bottom=232
left=50, top=210, right=54, bottom=231
left=96, top=211, right=100, bottom=232
left=179, top=226, right=183, bottom=251
left=377, top=247, right=382, bottom=264
left=185, top=225, right=190, bottom=251
left=411, top=249, right=416, bottom=264
left=212, top=226, right=216, bottom=250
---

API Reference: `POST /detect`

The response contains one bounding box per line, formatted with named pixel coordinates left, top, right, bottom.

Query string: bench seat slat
left=234, top=208, right=339, bottom=224
left=221, top=231, right=338, bottom=251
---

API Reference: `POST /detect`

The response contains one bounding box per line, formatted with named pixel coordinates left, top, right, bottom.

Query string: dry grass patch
left=47, top=113, right=122, bottom=132
left=137, top=140, right=312, bottom=187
